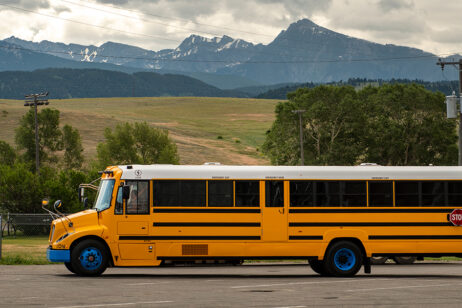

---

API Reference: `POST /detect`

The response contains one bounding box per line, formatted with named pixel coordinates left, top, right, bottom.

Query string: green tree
left=263, top=85, right=366, bottom=165
left=262, top=83, right=457, bottom=166
left=14, top=108, right=85, bottom=170
left=62, top=124, right=84, bottom=169
left=15, top=108, right=62, bottom=165
left=96, top=122, right=179, bottom=167
left=0, top=140, right=16, bottom=166
left=362, top=83, right=457, bottom=165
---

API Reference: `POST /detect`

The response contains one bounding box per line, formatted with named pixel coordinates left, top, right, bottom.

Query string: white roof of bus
left=119, top=164, right=462, bottom=180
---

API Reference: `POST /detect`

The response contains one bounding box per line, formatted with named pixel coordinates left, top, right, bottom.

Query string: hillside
left=0, top=68, right=246, bottom=99
left=0, top=97, right=279, bottom=165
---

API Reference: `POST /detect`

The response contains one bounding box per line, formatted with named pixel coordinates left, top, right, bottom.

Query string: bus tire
left=309, top=259, right=328, bottom=276
left=323, top=241, right=363, bottom=277
left=392, top=256, right=417, bottom=264
left=370, top=256, right=389, bottom=265
left=71, top=239, right=108, bottom=276
left=64, top=262, right=76, bottom=274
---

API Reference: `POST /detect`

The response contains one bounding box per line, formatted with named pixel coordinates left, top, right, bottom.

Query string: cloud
left=378, top=0, right=414, bottom=12
left=8, top=0, right=51, bottom=10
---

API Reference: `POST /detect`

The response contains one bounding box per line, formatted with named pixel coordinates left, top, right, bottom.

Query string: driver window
left=126, top=181, right=150, bottom=214
left=115, top=186, right=123, bottom=215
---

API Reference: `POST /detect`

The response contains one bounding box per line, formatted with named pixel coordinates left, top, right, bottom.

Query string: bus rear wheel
left=71, top=239, right=108, bottom=276
left=309, top=259, right=328, bottom=276
left=323, top=241, right=363, bottom=277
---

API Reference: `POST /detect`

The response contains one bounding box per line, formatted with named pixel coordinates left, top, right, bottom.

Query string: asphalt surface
left=2, top=262, right=462, bottom=307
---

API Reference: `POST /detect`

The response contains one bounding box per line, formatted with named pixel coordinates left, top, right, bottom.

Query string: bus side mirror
left=83, top=197, right=88, bottom=208
left=78, top=187, right=84, bottom=202
left=122, top=185, right=130, bottom=200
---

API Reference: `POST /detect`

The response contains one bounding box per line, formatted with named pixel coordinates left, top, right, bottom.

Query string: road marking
left=127, top=282, right=170, bottom=286
left=272, top=306, right=307, bottom=308
left=232, top=278, right=391, bottom=289
left=347, top=283, right=462, bottom=292
left=52, top=301, right=173, bottom=308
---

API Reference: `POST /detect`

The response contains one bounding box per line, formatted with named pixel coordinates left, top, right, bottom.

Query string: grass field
left=0, top=97, right=281, bottom=165
left=0, top=236, right=50, bottom=265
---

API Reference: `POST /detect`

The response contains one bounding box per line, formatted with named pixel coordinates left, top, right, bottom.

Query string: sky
left=0, top=0, right=461, bottom=56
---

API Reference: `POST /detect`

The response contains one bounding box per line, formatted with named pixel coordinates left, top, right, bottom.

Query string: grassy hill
left=0, top=97, right=281, bottom=165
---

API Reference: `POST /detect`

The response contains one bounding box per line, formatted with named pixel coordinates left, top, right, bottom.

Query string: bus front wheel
left=71, top=239, right=108, bottom=276
left=323, top=241, right=363, bottom=277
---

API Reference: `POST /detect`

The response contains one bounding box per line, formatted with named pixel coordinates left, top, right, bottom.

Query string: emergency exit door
left=261, top=181, right=288, bottom=242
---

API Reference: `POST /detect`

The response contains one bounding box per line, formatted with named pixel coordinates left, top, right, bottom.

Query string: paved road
left=1, top=262, right=462, bottom=307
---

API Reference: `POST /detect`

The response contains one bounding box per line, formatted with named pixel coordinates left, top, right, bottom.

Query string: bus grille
left=182, top=244, right=208, bottom=255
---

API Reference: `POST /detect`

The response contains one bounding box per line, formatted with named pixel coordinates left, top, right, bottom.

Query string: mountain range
left=0, top=18, right=459, bottom=89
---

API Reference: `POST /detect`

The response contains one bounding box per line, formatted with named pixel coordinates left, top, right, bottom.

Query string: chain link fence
left=1, top=213, right=53, bottom=237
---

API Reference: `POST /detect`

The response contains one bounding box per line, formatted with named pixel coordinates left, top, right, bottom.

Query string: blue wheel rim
left=79, top=247, right=102, bottom=270
left=334, top=248, right=356, bottom=271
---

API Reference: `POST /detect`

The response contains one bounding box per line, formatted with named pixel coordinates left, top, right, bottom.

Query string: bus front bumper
left=47, top=247, right=70, bottom=263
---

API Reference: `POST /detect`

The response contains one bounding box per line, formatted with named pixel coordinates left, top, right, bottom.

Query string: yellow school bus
left=46, top=164, right=462, bottom=277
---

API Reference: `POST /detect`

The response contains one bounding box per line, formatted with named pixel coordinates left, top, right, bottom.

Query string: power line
left=76, top=0, right=275, bottom=39
left=0, top=3, right=181, bottom=43
left=0, top=43, right=449, bottom=64
left=59, top=0, right=244, bottom=38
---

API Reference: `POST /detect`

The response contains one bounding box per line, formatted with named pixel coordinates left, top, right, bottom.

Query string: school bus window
left=235, top=180, right=259, bottom=207
left=421, top=181, right=445, bottom=207
left=447, top=181, right=462, bottom=207
left=126, top=181, right=149, bottom=214
left=316, top=181, right=340, bottom=207
left=265, top=181, right=284, bottom=207
left=180, top=180, right=206, bottom=206
left=153, top=180, right=179, bottom=206
left=396, top=181, right=420, bottom=207
left=208, top=180, right=233, bottom=207
left=368, top=181, right=393, bottom=207
left=290, top=181, right=314, bottom=207
left=343, top=181, right=367, bottom=207
left=115, top=186, right=123, bottom=215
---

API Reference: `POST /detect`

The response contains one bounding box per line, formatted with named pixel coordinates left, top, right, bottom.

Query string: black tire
left=393, top=256, right=417, bottom=264
left=309, top=259, right=328, bottom=276
left=323, top=241, right=363, bottom=277
left=371, top=256, right=389, bottom=265
left=71, top=239, right=109, bottom=277
left=64, top=262, right=76, bottom=274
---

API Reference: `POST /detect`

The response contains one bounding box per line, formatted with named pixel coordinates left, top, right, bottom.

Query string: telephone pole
left=292, top=110, right=306, bottom=165
left=24, top=92, right=49, bottom=175
left=437, top=59, right=462, bottom=165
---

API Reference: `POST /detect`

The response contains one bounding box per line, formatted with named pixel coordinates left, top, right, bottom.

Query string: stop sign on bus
left=450, top=209, right=462, bottom=226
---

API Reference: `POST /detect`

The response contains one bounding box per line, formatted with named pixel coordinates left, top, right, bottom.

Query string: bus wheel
left=323, top=241, right=363, bottom=277
left=393, top=256, right=417, bottom=264
left=309, top=259, right=328, bottom=276
left=71, top=239, right=108, bottom=276
left=371, top=256, right=389, bottom=265
left=64, top=262, right=76, bottom=274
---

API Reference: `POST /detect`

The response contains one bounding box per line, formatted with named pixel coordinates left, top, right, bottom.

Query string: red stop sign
left=450, top=209, right=462, bottom=226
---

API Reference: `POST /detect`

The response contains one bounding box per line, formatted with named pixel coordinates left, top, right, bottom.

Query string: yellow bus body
left=47, top=165, right=462, bottom=276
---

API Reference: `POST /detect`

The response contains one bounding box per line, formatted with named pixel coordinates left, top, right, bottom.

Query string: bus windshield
left=93, top=179, right=115, bottom=211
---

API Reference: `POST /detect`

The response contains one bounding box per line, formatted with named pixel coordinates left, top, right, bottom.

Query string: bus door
left=261, top=180, right=288, bottom=241
left=115, top=180, right=154, bottom=260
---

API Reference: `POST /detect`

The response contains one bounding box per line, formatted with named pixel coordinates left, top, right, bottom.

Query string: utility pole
left=292, top=110, right=306, bottom=165
left=24, top=92, right=49, bottom=175
left=437, top=59, right=462, bottom=165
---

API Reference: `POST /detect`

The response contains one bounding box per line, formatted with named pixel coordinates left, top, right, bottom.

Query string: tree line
left=262, top=83, right=458, bottom=166
left=0, top=108, right=179, bottom=220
